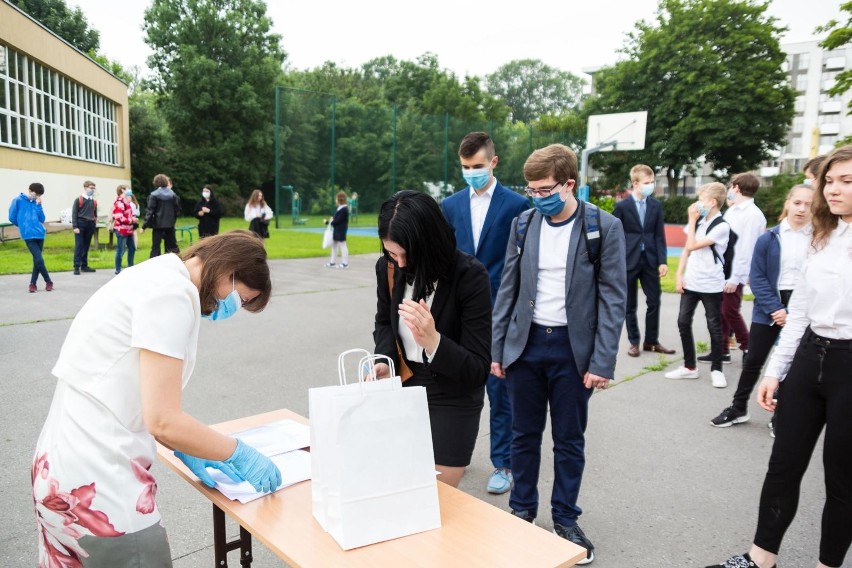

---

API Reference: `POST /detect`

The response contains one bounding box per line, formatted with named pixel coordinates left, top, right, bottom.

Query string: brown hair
left=458, top=132, right=495, bottom=159
left=731, top=172, right=760, bottom=197
left=83, top=180, right=95, bottom=189
left=777, top=184, right=814, bottom=222
left=336, top=191, right=348, bottom=205
left=152, top=174, right=170, bottom=188
left=803, top=155, right=826, bottom=178
left=524, top=144, right=578, bottom=185
left=180, top=230, right=272, bottom=315
left=630, top=164, right=654, bottom=183
left=248, top=189, right=266, bottom=207
left=116, top=184, right=128, bottom=196
left=811, top=145, right=852, bottom=250
left=698, top=182, right=727, bottom=211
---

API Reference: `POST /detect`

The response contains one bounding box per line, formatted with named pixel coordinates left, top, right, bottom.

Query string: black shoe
left=705, top=552, right=774, bottom=568
left=73, top=268, right=81, bottom=275
left=710, top=406, right=750, bottom=428
left=81, top=266, right=96, bottom=273
left=553, top=523, right=594, bottom=564
left=743, top=350, right=749, bottom=365
left=769, top=414, right=775, bottom=438
left=510, top=509, right=535, bottom=524
left=698, top=353, right=731, bottom=364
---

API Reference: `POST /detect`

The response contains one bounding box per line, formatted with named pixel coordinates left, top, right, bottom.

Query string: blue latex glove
left=224, top=439, right=282, bottom=493
left=174, top=451, right=244, bottom=488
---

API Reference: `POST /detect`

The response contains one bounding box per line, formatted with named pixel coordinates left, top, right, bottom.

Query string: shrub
left=590, top=195, right=615, bottom=213
left=659, top=196, right=694, bottom=224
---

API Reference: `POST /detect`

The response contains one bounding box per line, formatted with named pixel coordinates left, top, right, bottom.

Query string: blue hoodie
left=8, top=193, right=46, bottom=240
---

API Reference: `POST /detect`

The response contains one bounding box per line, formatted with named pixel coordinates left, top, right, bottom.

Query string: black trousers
left=625, top=255, right=662, bottom=346
left=731, top=290, right=793, bottom=412
left=677, top=290, right=724, bottom=371
left=150, top=228, right=178, bottom=257
left=754, top=328, right=852, bottom=567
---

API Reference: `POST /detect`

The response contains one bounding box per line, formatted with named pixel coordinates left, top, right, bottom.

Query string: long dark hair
left=378, top=190, right=456, bottom=301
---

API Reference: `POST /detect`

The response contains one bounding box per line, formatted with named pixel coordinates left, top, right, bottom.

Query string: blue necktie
left=638, top=199, right=646, bottom=226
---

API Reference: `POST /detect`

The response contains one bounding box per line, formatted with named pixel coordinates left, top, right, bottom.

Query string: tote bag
left=321, top=222, right=333, bottom=249
left=309, top=349, right=441, bottom=550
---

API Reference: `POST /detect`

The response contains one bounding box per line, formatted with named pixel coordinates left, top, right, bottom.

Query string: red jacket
left=112, top=197, right=136, bottom=236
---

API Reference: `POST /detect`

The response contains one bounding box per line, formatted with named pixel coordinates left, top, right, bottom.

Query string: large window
left=0, top=43, right=118, bottom=165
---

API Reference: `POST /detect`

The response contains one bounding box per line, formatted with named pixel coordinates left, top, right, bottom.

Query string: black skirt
left=405, top=362, right=484, bottom=467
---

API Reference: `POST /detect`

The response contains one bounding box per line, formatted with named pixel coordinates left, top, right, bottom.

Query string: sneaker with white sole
left=553, top=523, right=595, bottom=565
left=711, top=370, right=727, bottom=388
left=487, top=468, right=513, bottom=494
left=710, top=406, right=750, bottom=427
left=664, top=366, right=699, bottom=379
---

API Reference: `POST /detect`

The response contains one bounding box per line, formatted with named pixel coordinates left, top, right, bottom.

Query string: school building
left=0, top=0, right=130, bottom=224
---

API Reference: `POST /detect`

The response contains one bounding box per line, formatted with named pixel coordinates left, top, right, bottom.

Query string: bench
left=177, top=225, right=197, bottom=244
left=292, top=217, right=308, bottom=225
left=0, top=222, right=18, bottom=243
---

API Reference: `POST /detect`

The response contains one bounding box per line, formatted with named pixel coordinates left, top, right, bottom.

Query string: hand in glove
left=174, top=451, right=244, bottom=488
left=225, top=439, right=282, bottom=493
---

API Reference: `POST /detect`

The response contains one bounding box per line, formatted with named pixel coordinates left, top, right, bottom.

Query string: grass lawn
left=0, top=215, right=381, bottom=275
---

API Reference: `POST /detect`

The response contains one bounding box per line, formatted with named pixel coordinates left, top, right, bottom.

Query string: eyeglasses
left=524, top=182, right=562, bottom=197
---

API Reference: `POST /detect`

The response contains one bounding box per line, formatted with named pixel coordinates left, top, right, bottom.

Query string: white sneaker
left=711, top=370, right=727, bottom=388
left=664, top=366, right=699, bottom=379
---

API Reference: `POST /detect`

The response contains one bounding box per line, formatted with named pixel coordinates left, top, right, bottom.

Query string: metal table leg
left=212, top=505, right=253, bottom=567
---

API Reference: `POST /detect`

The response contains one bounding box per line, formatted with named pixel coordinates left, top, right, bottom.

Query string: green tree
left=486, top=59, right=585, bottom=124
left=143, top=0, right=286, bottom=200
left=10, top=0, right=99, bottom=52
left=586, top=0, right=795, bottom=196
left=819, top=2, right=852, bottom=145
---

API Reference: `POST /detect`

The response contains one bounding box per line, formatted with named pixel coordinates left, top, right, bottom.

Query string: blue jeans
left=506, top=324, right=593, bottom=526
left=114, top=231, right=136, bottom=273
left=73, top=220, right=96, bottom=268
left=25, top=239, right=51, bottom=284
left=487, top=374, right=512, bottom=469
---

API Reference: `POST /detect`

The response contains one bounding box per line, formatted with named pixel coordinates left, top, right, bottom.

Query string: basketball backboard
left=586, top=111, right=647, bottom=152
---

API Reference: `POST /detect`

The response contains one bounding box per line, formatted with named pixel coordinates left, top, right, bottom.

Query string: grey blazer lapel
left=563, top=211, right=584, bottom=294
left=524, top=213, right=544, bottom=296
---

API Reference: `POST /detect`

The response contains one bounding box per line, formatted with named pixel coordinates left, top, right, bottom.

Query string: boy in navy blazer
left=441, top=132, right=529, bottom=496
left=612, top=164, right=674, bottom=357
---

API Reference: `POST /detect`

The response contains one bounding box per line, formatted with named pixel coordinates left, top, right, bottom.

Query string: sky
left=67, top=0, right=841, bottom=81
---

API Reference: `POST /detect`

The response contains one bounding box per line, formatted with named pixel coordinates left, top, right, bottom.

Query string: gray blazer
left=492, top=206, right=627, bottom=380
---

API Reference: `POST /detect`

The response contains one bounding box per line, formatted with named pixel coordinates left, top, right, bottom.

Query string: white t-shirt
left=683, top=212, right=730, bottom=293
left=35, top=254, right=201, bottom=551
left=533, top=215, right=576, bottom=326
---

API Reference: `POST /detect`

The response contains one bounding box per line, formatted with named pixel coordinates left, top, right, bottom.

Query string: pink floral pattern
left=131, top=458, right=158, bottom=514
left=32, top=452, right=124, bottom=568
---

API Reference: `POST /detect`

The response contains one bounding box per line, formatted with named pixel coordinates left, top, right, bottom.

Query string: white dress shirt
left=766, top=220, right=852, bottom=380
left=723, top=198, right=767, bottom=285
left=777, top=219, right=812, bottom=290
left=399, top=281, right=439, bottom=363
left=469, top=179, right=496, bottom=253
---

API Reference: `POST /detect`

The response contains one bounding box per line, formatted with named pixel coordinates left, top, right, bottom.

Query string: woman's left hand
left=399, top=299, right=439, bottom=354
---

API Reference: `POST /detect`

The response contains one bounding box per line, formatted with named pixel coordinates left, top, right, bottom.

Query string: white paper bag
left=309, top=350, right=441, bottom=550
left=321, top=222, right=333, bottom=249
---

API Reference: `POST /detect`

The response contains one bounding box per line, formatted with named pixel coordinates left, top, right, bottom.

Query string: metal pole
left=274, top=86, right=280, bottom=229
left=329, top=95, right=336, bottom=214
left=443, top=112, right=449, bottom=193
left=579, top=141, right=618, bottom=202
left=391, top=106, right=397, bottom=194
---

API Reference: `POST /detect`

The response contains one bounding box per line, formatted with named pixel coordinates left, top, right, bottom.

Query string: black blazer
left=612, top=195, right=667, bottom=271
left=193, top=198, right=223, bottom=236
left=330, top=206, right=349, bottom=241
left=373, top=251, right=491, bottom=396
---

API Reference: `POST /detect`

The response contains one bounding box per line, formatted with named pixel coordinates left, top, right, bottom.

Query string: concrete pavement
left=0, top=255, right=833, bottom=567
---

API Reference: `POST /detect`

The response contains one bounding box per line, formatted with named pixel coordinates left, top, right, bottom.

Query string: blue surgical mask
left=532, top=191, right=566, bottom=217
left=726, top=190, right=735, bottom=202
left=803, top=178, right=813, bottom=186
left=640, top=183, right=654, bottom=198
left=696, top=202, right=709, bottom=219
left=463, top=168, right=491, bottom=190
left=125, top=189, right=133, bottom=197
left=86, top=189, right=95, bottom=197
left=203, top=277, right=241, bottom=321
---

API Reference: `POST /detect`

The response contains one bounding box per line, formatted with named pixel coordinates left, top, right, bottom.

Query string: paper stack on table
left=187, top=419, right=312, bottom=503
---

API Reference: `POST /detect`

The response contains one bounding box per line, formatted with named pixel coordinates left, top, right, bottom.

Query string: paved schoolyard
left=0, top=254, right=833, bottom=567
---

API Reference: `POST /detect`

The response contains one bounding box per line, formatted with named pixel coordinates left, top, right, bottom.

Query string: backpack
left=705, top=216, right=738, bottom=280
left=515, top=200, right=603, bottom=279
left=77, top=196, right=98, bottom=217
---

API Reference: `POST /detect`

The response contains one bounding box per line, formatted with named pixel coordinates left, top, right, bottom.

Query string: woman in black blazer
left=193, top=185, right=223, bottom=237
left=372, top=190, right=491, bottom=487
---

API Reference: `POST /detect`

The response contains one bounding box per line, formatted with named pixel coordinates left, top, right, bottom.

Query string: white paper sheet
left=207, top=449, right=312, bottom=504
left=229, top=419, right=311, bottom=456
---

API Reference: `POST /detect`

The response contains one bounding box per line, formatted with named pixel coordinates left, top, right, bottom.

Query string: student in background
left=245, top=189, right=273, bottom=239
left=194, top=185, right=223, bottom=238
left=112, top=185, right=137, bottom=274
left=8, top=182, right=53, bottom=292
left=324, top=191, right=350, bottom=268
left=142, top=174, right=182, bottom=257
left=72, top=180, right=98, bottom=275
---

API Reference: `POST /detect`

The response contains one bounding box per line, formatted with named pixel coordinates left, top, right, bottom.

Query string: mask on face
left=203, top=276, right=241, bottom=321
left=463, top=168, right=491, bottom=190
left=28, top=191, right=37, bottom=201
left=803, top=178, right=813, bottom=186
left=640, top=183, right=654, bottom=198
left=696, top=202, right=709, bottom=219
left=86, top=189, right=95, bottom=197
left=125, top=189, right=133, bottom=197
left=202, top=191, right=211, bottom=199
left=726, top=190, right=735, bottom=202
left=533, top=191, right=566, bottom=217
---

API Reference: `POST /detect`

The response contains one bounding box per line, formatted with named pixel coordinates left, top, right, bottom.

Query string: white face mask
left=803, top=178, right=813, bottom=186
left=28, top=191, right=37, bottom=201
left=202, top=191, right=211, bottom=199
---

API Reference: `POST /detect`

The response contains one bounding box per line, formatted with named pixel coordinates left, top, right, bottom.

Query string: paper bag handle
left=357, top=354, right=397, bottom=384
left=337, top=348, right=373, bottom=385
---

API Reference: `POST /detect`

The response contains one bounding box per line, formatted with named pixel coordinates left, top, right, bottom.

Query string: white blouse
left=766, top=219, right=852, bottom=380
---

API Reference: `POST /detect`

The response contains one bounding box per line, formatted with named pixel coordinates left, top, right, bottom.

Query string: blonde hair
left=697, top=182, right=727, bottom=210
left=777, top=184, right=814, bottom=222
left=116, top=184, right=128, bottom=196
left=630, top=164, right=654, bottom=183
left=336, top=191, right=348, bottom=205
